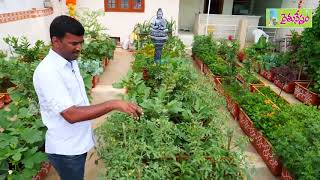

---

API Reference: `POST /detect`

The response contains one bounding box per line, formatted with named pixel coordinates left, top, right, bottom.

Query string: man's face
left=52, top=33, right=84, bottom=60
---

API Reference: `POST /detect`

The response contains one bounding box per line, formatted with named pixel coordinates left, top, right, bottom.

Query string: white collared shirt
left=33, top=49, right=95, bottom=155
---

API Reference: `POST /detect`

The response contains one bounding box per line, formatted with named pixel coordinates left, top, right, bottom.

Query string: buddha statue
left=150, top=8, right=168, bottom=40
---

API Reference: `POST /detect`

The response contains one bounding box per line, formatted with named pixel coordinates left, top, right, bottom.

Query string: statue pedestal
left=151, top=38, right=167, bottom=63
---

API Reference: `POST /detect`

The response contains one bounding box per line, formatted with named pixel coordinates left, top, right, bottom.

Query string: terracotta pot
left=213, top=77, right=224, bottom=95
left=260, top=70, right=274, bottom=82
left=238, top=109, right=282, bottom=176
left=193, top=56, right=204, bottom=73
left=273, top=79, right=296, bottom=93
left=236, top=74, right=245, bottom=84
left=294, top=82, right=319, bottom=105
left=2, top=93, right=11, bottom=104
left=104, top=58, right=110, bottom=67
left=226, top=96, right=240, bottom=120
left=32, top=162, right=52, bottom=180
left=237, top=51, right=245, bottom=63
left=92, top=75, right=99, bottom=88
left=280, top=167, right=294, bottom=180
left=142, top=68, right=148, bottom=81
left=0, top=95, right=4, bottom=109
left=203, top=64, right=210, bottom=75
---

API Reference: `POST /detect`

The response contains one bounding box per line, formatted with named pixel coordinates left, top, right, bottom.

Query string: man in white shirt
left=33, top=15, right=142, bottom=180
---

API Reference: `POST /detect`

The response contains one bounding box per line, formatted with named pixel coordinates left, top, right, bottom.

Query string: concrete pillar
left=238, top=19, right=248, bottom=50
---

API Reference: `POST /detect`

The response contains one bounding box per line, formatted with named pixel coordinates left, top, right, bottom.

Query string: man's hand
left=113, top=100, right=143, bottom=119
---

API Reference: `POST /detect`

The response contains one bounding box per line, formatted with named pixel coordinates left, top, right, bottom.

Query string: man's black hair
left=50, top=15, right=85, bottom=40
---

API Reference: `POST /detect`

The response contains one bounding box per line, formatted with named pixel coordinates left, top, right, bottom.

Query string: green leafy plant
left=97, top=55, right=249, bottom=179
left=81, top=35, right=116, bottom=61
left=78, top=59, right=103, bottom=76
left=271, top=105, right=320, bottom=179
left=297, top=5, right=320, bottom=93
left=3, top=36, right=49, bottom=63
left=0, top=59, right=47, bottom=179
left=76, top=8, right=107, bottom=39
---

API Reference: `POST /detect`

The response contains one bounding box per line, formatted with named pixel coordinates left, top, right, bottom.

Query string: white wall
left=0, top=0, right=67, bottom=50
left=178, top=0, right=203, bottom=31
left=76, top=0, right=180, bottom=42
left=222, top=0, right=234, bottom=15
left=0, top=0, right=45, bottom=13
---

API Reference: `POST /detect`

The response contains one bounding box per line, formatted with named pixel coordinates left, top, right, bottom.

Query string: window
left=104, top=0, right=145, bottom=12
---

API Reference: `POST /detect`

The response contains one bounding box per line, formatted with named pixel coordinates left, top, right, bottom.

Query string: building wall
left=76, top=0, right=180, bottom=42
left=178, top=0, right=203, bottom=31
left=0, top=0, right=45, bottom=13
left=0, top=0, right=67, bottom=50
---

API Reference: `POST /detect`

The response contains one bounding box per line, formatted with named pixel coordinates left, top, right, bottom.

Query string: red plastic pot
left=260, top=70, right=274, bottom=82
left=32, top=162, right=52, bottom=180
left=226, top=96, right=239, bottom=120
left=238, top=109, right=282, bottom=176
left=280, top=167, right=294, bottom=180
left=294, top=82, right=319, bottom=105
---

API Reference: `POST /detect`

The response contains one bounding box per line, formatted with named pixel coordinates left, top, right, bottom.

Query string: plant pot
left=193, top=55, right=204, bottom=73
left=0, top=93, right=11, bottom=104
left=142, top=68, right=148, bottom=81
left=92, top=75, right=99, bottom=88
left=273, top=79, right=296, bottom=94
left=260, top=70, right=274, bottom=82
left=237, top=51, right=245, bottom=63
left=236, top=74, right=245, bottom=84
left=203, top=64, right=211, bottom=75
left=249, top=84, right=265, bottom=93
left=280, top=167, right=294, bottom=180
left=32, top=162, right=52, bottom=180
left=226, top=96, right=240, bottom=120
left=294, top=82, right=319, bottom=105
left=213, top=77, right=224, bottom=95
left=104, top=58, right=110, bottom=67
left=0, top=95, right=5, bottom=109
left=238, top=109, right=282, bottom=176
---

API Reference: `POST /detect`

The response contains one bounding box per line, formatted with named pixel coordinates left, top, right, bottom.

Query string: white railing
left=205, top=24, right=237, bottom=39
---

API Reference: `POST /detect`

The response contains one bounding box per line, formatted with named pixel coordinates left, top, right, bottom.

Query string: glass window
left=108, top=0, right=116, bottom=8
left=133, top=0, right=142, bottom=9
left=121, top=0, right=129, bottom=8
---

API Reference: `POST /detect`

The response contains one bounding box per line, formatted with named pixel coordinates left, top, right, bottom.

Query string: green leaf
left=12, top=152, right=21, bottom=161
left=21, top=128, right=43, bottom=144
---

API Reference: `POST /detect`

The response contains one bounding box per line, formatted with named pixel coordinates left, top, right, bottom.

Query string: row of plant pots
left=259, top=70, right=319, bottom=106
left=193, top=56, right=294, bottom=179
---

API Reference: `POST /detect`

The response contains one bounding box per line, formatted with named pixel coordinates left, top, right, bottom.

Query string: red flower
left=228, top=35, right=233, bottom=41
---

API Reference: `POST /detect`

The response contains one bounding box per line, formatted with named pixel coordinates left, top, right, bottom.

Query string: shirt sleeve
left=33, top=68, right=74, bottom=114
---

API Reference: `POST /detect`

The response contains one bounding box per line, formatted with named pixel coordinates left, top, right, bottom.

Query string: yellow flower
left=264, top=99, right=272, bottom=105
